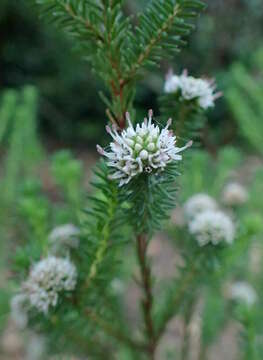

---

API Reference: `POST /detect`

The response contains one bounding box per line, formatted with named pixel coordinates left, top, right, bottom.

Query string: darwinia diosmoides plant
left=10, top=1, right=250, bottom=359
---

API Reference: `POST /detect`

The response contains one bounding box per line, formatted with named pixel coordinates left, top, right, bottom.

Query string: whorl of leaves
left=119, top=162, right=180, bottom=235
left=78, top=159, right=127, bottom=293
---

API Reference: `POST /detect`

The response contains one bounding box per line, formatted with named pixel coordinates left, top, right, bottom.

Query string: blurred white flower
left=110, top=278, right=125, bottom=295
left=184, top=193, right=218, bottom=219
left=188, top=210, right=235, bottom=246
left=23, top=256, right=77, bottom=315
left=164, top=72, right=181, bottom=93
left=97, top=110, right=192, bottom=187
left=10, top=294, right=28, bottom=329
left=164, top=70, right=220, bottom=110
left=49, top=224, right=80, bottom=252
left=230, top=282, right=257, bottom=306
left=222, top=182, right=249, bottom=206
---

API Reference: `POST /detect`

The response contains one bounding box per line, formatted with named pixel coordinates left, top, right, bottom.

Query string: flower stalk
left=136, top=233, right=156, bottom=359
left=181, top=297, right=196, bottom=360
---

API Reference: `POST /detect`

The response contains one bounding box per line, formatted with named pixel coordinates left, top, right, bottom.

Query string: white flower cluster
left=49, top=224, right=80, bottom=253
left=184, top=193, right=218, bottom=219
left=14, top=256, right=77, bottom=316
left=97, top=110, right=192, bottom=187
left=222, top=182, right=248, bottom=206
left=183, top=193, right=235, bottom=247
left=188, top=210, right=235, bottom=247
left=229, top=281, right=257, bottom=306
left=164, top=70, right=220, bottom=110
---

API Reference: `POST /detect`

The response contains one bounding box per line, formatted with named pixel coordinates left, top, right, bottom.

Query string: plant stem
left=101, top=2, right=127, bottom=128
left=136, top=233, right=156, bottom=359
left=181, top=297, right=195, bottom=360
left=244, top=319, right=258, bottom=360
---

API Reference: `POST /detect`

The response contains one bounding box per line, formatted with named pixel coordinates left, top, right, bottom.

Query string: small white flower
left=164, top=72, right=181, bottom=93
left=189, top=210, right=235, bottom=247
left=49, top=224, right=80, bottom=252
left=23, top=256, right=77, bottom=315
left=229, top=282, right=257, bottom=306
left=222, top=182, right=249, bottom=206
left=97, top=110, right=192, bottom=187
left=164, top=70, right=220, bottom=110
left=10, top=294, right=28, bottom=329
left=110, top=278, right=125, bottom=295
left=180, top=75, right=204, bottom=100
left=184, top=193, right=218, bottom=219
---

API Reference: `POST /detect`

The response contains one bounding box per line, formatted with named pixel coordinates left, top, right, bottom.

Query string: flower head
left=188, top=210, right=235, bottom=247
left=97, top=110, right=192, bottom=187
left=229, top=282, right=257, bottom=306
left=184, top=193, right=218, bottom=219
left=222, top=182, right=249, bottom=206
left=164, top=70, right=221, bottom=110
left=23, top=256, right=77, bottom=315
left=49, top=224, right=80, bottom=253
